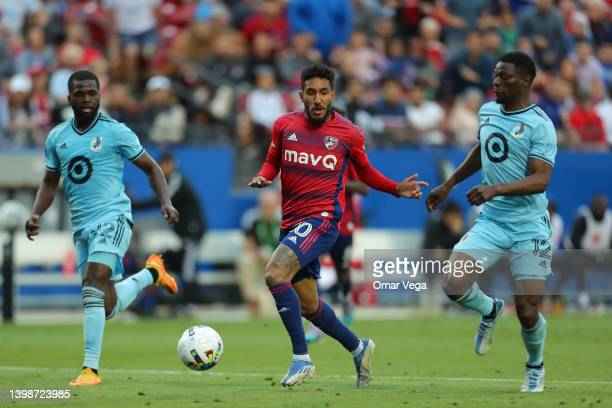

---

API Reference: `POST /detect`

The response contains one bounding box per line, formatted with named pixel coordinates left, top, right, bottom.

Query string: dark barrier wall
left=125, top=147, right=612, bottom=230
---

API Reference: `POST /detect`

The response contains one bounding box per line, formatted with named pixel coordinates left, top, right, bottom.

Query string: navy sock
left=305, top=300, right=360, bottom=352
left=269, top=283, right=308, bottom=356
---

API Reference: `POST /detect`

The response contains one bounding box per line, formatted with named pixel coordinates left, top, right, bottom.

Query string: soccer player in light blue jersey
left=427, top=52, right=557, bottom=393
left=25, top=70, right=181, bottom=386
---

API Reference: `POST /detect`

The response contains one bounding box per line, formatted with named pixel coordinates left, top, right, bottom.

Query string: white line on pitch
left=1, top=366, right=611, bottom=386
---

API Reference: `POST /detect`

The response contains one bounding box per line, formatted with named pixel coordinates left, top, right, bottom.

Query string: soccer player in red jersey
left=249, top=65, right=427, bottom=387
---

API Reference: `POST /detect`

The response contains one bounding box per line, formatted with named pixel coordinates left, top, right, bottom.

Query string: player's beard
left=306, top=104, right=332, bottom=127
left=75, top=102, right=100, bottom=124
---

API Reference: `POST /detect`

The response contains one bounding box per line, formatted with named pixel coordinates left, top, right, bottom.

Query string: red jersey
left=338, top=164, right=362, bottom=236
left=258, top=111, right=397, bottom=229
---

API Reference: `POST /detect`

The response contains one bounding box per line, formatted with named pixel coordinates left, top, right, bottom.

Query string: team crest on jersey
left=510, top=123, right=525, bottom=139
left=324, top=136, right=338, bottom=150
left=90, top=136, right=103, bottom=152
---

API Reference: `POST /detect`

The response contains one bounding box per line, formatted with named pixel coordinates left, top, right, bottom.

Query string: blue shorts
left=73, top=215, right=133, bottom=281
left=280, top=217, right=339, bottom=284
left=453, top=215, right=552, bottom=280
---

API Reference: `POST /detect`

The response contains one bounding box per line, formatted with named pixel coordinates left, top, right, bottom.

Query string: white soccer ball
left=177, top=325, right=224, bottom=371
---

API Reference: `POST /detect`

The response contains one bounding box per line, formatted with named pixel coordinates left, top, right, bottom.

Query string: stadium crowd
left=0, top=0, right=610, bottom=165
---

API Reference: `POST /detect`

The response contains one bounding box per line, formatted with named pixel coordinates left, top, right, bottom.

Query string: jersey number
left=484, top=133, right=509, bottom=163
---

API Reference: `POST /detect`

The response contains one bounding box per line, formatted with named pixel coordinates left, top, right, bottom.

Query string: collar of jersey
left=500, top=104, right=535, bottom=115
left=71, top=111, right=101, bottom=135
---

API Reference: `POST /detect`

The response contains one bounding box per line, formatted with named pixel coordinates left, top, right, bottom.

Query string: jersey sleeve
left=116, top=123, right=145, bottom=161
left=348, top=127, right=398, bottom=195
left=529, top=120, right=557, bottom=167
left=257, top=117, right=283, bottom=180
left=44, top=132, right=60, bottom=172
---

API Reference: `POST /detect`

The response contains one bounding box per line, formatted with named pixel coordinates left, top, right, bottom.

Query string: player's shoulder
left=45, top=121, right=72, bottom=144
left=478, top=101, right=499, bottom=116
left=330, top=111, right=365, bottom=140
left=274, top=111, right=304, bottom=129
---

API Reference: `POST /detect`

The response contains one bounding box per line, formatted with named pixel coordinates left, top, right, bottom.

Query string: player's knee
left=515, top=300, right=539, bottom=328
left=300, top=298, right=320, bottom=317
left=442, top=275, right=467, bottom=300
left=264, top=260, right=288, bottom=287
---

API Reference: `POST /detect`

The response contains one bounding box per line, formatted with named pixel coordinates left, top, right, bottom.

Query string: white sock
left=292, top=354, right=312, bottom=362
left=351, top=340, right=364, bottom=357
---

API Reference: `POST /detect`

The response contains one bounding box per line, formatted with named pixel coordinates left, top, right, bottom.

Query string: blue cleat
left=475, top=298, right=504, bottom=356
left=353, top=338, right=375, bottom=388
left=521, top=364, right=545, bottom=393
left=280, top=359, right=315, bottom=387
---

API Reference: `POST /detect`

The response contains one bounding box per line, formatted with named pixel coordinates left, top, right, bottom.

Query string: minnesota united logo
left=324, top=136, right=338, bottom=150
left=510, top=123, right=526, bottom=139
left=90, top=136, right=103, bottom=152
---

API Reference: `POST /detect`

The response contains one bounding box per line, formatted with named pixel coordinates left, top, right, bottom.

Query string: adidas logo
left=287, top=133, right=298, bottom=142
left=288, top=236, right=298, bottom=244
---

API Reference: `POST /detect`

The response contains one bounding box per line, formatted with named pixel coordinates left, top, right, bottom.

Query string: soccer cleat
left=69, top=368, right=101, bottom=386
left=353, top=338, right=375, bottom=388
left=145, top=254, right=178, bottom=295
left=521, top=364, right=545, bottom=392
left=475, top=298, right=504, bottom=356
left=280, top=359, right=315, bottom=387
left=305, top=325, right=324, bottom=344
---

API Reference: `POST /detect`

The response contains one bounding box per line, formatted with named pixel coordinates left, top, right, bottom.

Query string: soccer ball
left=177, top=325, right=224, bottom=371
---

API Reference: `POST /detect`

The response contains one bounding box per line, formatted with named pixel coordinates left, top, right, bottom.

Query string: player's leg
left=71, top=261, right=112, bottom=386
left=515, top=280, right=547, bottom=392
left=445, top=220, right=509, bottom=355
left=265, top=242, right=313, bottom=385
left=511, top=238, right=552, bottom=393
left=332, top=235, right=354, bottom=324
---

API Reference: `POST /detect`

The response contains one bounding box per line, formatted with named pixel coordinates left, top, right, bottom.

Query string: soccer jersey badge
left=324, top=136, right=338, bottom=150
left=90, top=136, right=103, bottom=152
left=510, top=123, right=525, bottom=139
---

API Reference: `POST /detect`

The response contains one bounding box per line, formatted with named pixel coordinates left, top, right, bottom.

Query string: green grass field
left=2, top=314, right=611, bottom=407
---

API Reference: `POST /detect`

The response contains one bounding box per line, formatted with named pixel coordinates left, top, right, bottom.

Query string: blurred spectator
left=278, top=32, right=321, bottom=87
left=241, top=0, right=288, bottom=47
left=245, top=66, right=288, bottom=130
left=447, top=87, right=483, bottom=147
left=7, top=74, right=35, bottom=146
left=585, top=0, right=612, bottom=47
left=143, top=75, right=187, bottom=144
left=538, top=77, right=574, bottom=132
left=594, top=81, right=612, bottom=145
left=0, top=0, right=40, bottom=35
left=423, top=201, right=465, bottom=251
left=287, top=0, right=353, bottom=58
left=443, top=0, right=491, bottom=52
left=406, top=80, right=445, bottom=145
left=29, top=67, right=51, bottom=146
left=105, top=0, right=159, bottom=84
left=383, top=37, right=417, bottom=88
left=599, top=43, right=612, bottom=88
left=0, top=36, right=14, bottom=81
left=335, top=30, right=386, bottom=84
left=370, top=77, right=411, bottom=146
left=440, top=31, right=494, bottom=100
left=548, top=201, right=564, bottom=251
left=104, top=82, right=143, bottom=129
left=246, top=31, right=281, bottom=83
left=15, top=26, right=55, bottom=74
left=496, top=2, right=519, bottom=53
left=419, top=17, right=446, bottom=72
left=133, top=152, right=207, bottom=307
left=572, top=40, right=605, bottom=93
left=566, top=89, right=607, bottom=150
left=233, top=112, right=267, bottom=187
left=238, top=189, right=281, bottom=317
left=517, top=0, right=567, bottom=70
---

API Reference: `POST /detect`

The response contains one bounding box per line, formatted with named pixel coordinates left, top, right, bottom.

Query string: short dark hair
left=498, top=51, right=536, bottom=84
left=301, top=64, right=335, bottom=90
left=68, top=70, right=100, bottom=92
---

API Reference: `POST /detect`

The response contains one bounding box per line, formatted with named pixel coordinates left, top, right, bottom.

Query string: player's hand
left=161, top=203, right=180, bottom=224
left=25, top=214, right=41, bottom=241
left=396, top=174, right=428, bottom=199
left=426, top=184, right=451, bottom=212
left=248, top=176, right=272, bottom=188
left=467, top=185, right=498, bottom=206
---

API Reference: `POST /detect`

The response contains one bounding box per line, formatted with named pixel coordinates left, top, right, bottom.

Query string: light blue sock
left=521, top=313, right=547, bottom=366
left=107, top=269, right=154, bottom=319
left=456, top=283, right=494, bottom=316
left=82, top=286, right=105, bottom=370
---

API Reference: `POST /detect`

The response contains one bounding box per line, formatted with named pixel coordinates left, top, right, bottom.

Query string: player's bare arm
left=467, top=158, right=553, bottom=206
left=426, top=144, right=482, bottom=211
left=26, top=169, right=61, bottom=241
left=132, top=152, right=179, bottom=224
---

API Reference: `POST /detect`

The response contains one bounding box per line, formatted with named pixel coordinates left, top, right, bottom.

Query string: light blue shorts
left=453, top=215, right=552, bottom=280
left=73, top=215, right=133, bottom=281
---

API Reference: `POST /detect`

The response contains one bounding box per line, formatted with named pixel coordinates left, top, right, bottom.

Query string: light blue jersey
left=44, top=111, right=145, bottom=233
left=477, top=101, right=557, bottom=239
